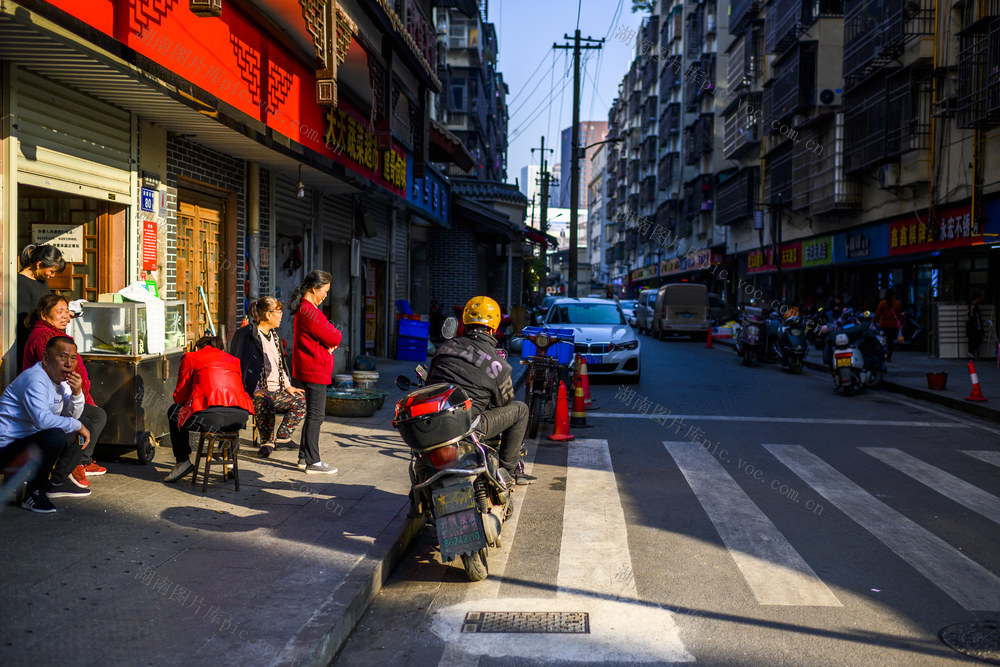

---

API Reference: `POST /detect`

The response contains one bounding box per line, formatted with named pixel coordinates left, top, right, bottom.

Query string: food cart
left=73, top=300, right=187, bottom=464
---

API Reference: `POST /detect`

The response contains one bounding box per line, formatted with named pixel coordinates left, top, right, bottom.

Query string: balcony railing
left=658, top=152, right=679, bottom=189
left=641, top=176, right=657, bottom=203
left=684, top=114, right=716, bottom=165
left=629, top=158, right=640, bottom=182
left=843, top=0, right=934, bottom=89
left=685, top=62, right=702, bottom=112
left=642, top=135, right=658, bottom=166
left=686, top=12, right=704, bottom=60
left=764, top=141, right=794, bottom=206
left=808, top=113, right=863, bottom=214
left=723, top=92, right=762, bottom=158
left=683, top=175, right=714, bottom=218
left=767, top=41, right=818, bottom=124
left=660, top=102, right=682, bottom=139
left=731, top=0, right=761, bottom=36
left=728, top=28, right=763, bottom=93
left=717, top=167, right=759, bottom=225
left=957, top=13, right=1000, bottom=129
left=660, top=58, right=682, bottom=97
left=885, top=66, right=932, bottom=157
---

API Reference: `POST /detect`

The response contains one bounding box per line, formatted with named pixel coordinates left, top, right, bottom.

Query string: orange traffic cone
left=570, top=376, right=592, bottom=428
left=965, top=360, right=989, bottom=402
left=705, top=327, right=714, bottom=349
left=548, top=381, right=575, bottom=441
left=576, top=354, right=595, bottom=408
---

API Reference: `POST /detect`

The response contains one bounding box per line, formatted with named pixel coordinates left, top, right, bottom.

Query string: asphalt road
left=332, top=335, right=1000, bottom=666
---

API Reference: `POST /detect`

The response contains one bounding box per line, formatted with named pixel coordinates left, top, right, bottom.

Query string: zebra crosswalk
left=430, top=438, right=1000, bottom=664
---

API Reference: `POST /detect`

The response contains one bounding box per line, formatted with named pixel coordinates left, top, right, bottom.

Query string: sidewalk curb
left=714, top=339, right=1000, bottom=423
left=280, top=508, right=424, bottom=667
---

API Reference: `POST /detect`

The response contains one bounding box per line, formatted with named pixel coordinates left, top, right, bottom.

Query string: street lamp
left=580, top=135, right=624, bottom=152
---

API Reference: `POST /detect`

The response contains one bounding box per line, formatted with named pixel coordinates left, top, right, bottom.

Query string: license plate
left=680, top=313, right=694, bottom=319
left=836, top=356, right=852, bottom=368
left=583, top=354, right=603, bottom=365
left=432, top=484, right=476, bottom=516
left=436, top=508, right=488, bottom=561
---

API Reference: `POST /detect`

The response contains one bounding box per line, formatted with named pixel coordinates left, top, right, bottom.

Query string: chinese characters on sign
left=889, top=207, right=979, bottom=255
left=32, top=225, right=84, bottom=263
left=846, top=232, right=871, bottom=259
left=747, top=243, right=802, bottom=274
left=324, top=106, right=407, bottom=194
left=142, top=221, right=158, bottom=272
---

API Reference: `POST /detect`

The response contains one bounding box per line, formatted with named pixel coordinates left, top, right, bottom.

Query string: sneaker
left=47, top=482, right=91, bottom=498
left=83, top=461, right=107, bottom=476
left=70, top=466, right=91, bottom=489
left=21, top=490, right=57, bottom=514
left=275, top=439, right=298, bottom=450
left=163, top=460, right=194, bottom=483
left=515, top=472, right=537, bottom=486
left=297, top=458, right=307, bottom=471
left=305, top=461, right=338, bottom=475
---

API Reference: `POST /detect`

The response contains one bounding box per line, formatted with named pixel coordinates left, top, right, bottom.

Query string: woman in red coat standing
left=290, top=270, right=342, bottom=474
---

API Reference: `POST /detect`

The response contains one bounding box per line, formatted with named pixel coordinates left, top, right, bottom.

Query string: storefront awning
left=430, top=118, right=476, bottom=172
left=523, top=227, right=558, bottom=248
left=452, top=195, right=520, bottom=241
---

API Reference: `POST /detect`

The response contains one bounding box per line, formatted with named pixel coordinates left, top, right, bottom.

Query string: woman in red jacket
left=23, top=293, right=108, bottom=486
left=290, top=270, right=342, bottom=474
left=163, top=336, right=254, bottom=483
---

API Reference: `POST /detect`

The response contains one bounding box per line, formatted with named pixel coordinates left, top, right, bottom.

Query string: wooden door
left=176, top=197, right=224, bottom=343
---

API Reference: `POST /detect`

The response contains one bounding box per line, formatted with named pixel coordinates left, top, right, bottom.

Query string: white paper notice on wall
left=32, top=224, right=85, bottom=263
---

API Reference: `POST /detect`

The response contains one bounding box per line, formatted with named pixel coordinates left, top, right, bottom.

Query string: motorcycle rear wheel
left=742, top=347, right=755, bottom=367
left=461, top=548, right=489, bottom=581
left=843, top=384, right=855, bottom=397
left=528, top=394, right=542, bottom=438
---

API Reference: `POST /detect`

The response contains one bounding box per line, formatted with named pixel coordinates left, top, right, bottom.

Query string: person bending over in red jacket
left=163, top=336, right=255, bottom=483
left=290, top=270, right=342, bottom=475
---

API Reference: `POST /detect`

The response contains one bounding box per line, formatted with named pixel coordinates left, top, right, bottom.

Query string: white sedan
left=544, top=297, right=641, bottom=383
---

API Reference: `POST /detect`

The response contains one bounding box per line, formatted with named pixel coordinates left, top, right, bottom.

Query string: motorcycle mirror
left=395, top=375, right=412, bottom=391
left=442, top=316, right=458, bottom=340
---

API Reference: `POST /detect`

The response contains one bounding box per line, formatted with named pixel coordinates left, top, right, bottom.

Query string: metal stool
left=191, top=431, right=240, bottom=492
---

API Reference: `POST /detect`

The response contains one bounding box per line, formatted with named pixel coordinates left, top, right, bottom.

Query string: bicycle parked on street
left=520, top=326, right=575, bottom=438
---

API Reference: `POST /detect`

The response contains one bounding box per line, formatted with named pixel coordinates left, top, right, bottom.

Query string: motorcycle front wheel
left=742, top=347, right=756, bottom=367
left=461, top=548, right=489, bottom=581
left=528, top=394, right=542, bottom=438
left=788, top=356, right=803, bottom=374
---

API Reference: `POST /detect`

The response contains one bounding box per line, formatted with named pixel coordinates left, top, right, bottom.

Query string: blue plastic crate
left=398, top=318, right=430, bottom=339
left=397, top=335, right=427, bottom=361
left=520, top=327, right=575, bottom=365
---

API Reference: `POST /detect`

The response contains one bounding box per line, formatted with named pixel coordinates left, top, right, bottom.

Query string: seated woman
left=163, top=336, right=254, bottom=483
left=230, top=297, right=306, bottom=458
left=23, top=294, right=108, bottom=487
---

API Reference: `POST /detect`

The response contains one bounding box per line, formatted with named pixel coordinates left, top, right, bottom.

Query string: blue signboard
left=406, top=154, right=449, bottom=228
left=140, top=187, right=155, bottom=212
left=834, top=223, right=889, bottom=263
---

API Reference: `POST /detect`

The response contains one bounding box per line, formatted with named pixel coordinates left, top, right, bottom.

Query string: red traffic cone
left=705, top=327, right=714, bottom=349
left=966, top=360, right=989, bottom=402
left=548, top=381, right=575, bottom=441
left=570, top=376, right=592, bottom=428
left=576, top=354, right=595, bottom=408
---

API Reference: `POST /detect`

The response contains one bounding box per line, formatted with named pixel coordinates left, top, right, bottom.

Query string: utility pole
left=531, top=136, right=555, bottom=239
left=555, top=30, right=603, bottom=297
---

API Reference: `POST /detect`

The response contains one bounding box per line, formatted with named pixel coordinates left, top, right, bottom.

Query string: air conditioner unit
left=878, top=163, right=900, bottom=190
left=817, top=88, right=843, bottom=107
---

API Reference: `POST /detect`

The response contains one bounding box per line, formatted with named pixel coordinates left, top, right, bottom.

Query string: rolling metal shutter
left=359, top=196, right=388, bottom=259
left=322, top=193, right=353, bottom=244
left=15, top=67, right=131, bottom=199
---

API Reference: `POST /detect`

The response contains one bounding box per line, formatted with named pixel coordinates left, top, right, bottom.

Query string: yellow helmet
left=463, top=296, right=502, bottom=330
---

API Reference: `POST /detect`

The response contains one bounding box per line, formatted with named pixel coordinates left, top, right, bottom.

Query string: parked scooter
left=736, top=305, right=781, bottom=366
left=775, top=313, right=809, bottom=373
left=824, top=310, right=887, bottom=395
left=392, top=317, right=520, bottom=581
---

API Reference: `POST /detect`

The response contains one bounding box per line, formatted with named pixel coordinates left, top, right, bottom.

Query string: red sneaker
left=70, top=465, right=91, bottom=489
left=83, top=461, right=107, bottom=476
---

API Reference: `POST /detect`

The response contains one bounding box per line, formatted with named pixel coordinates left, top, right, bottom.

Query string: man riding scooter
left=426, top=296, right=536, bottom=485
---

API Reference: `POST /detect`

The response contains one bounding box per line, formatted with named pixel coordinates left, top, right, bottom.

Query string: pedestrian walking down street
left=289, top=270, right=342, bottom=475
left=966, top=293, right=984, bottom=359
left=874, top=288, right=903, bottom=362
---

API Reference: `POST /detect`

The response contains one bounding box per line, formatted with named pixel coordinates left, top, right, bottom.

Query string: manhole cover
left=463, top=611, right=590, bottom=634
left=940, top=622, right=1000, bottom=664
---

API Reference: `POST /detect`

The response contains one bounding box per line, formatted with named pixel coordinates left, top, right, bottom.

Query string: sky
left=492, top=0, right=646, bottom=188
